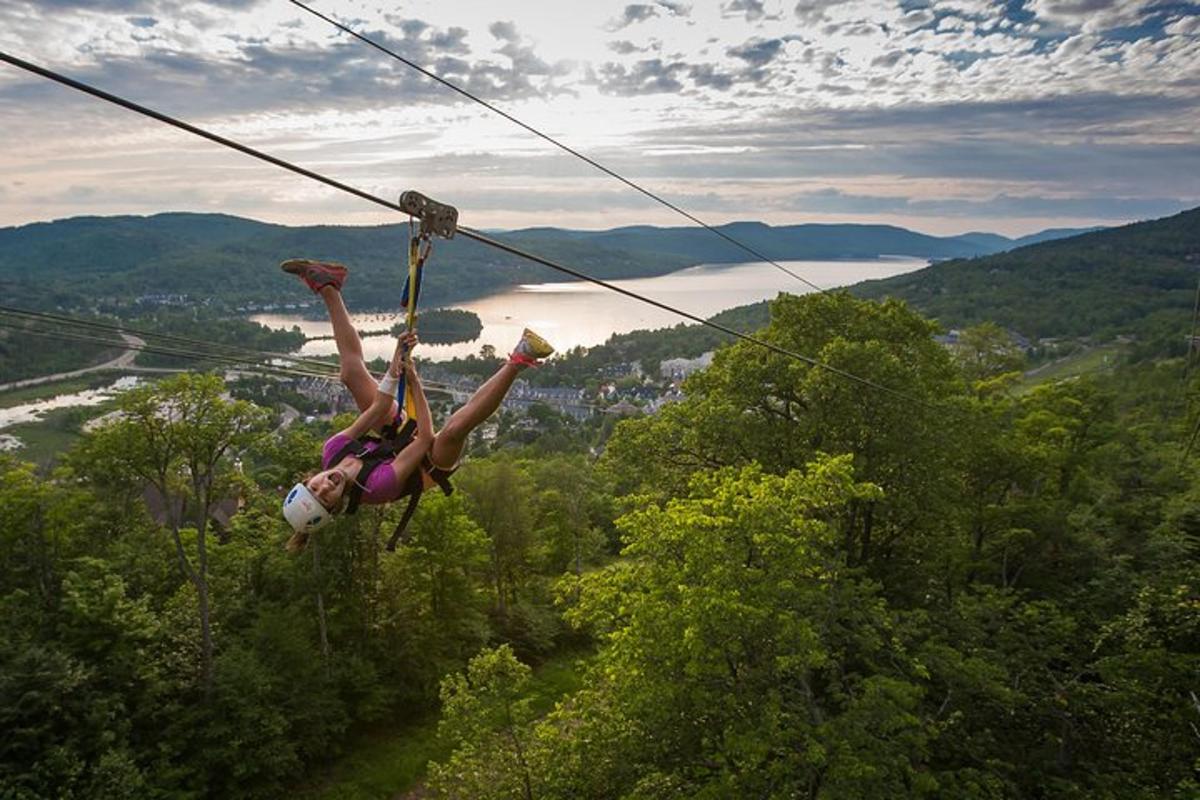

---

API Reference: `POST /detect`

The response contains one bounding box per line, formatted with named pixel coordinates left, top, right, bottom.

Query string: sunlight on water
left=253, top=258, right=925, bottom=362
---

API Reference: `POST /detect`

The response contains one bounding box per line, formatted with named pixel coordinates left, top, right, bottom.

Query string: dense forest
left=0, top=316, right=125, bottom=384
left=2, top=284, right=1197, bottom=798
left=854, top=207, right=1200, bottom=342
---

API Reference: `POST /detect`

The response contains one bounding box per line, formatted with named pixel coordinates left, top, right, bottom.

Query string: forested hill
left=503, top=220, right=1097, bottom=262
left=0, top=213, right=691, bottom=314
left=852, top=206, right=1200, bottom=340
left=0, top=212, right=1089, bottom=314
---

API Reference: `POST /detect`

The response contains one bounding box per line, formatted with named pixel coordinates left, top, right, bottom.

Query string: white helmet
left=282, top=482, right=334, bottom=534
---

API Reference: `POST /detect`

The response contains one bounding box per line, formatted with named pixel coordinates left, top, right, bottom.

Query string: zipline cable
left=0, top=305, right=518, bottom=377
left=0, top=320, right=338, bottom=381
left=0, top=305, right=339, bottom=374
left=0, top=51, right=932, bottom=409
left=287, top=0, right=827, bottom=295
left=0, top=314, right=527, bottom=400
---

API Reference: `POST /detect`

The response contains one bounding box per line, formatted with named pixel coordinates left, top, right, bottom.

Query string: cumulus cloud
left=488, top=20, right=520, bottom=42
left=723, top=0, right=767, bottom=21
left=1026, top=0, right=1154, bottom=31
left=2, top=0, right=1196, bottom=232
left=688, top=63, right=736, bottom=89
left=612, top=4, right=660, bottom=28
left=726, top=37, right=785, bottom=65
left=488, top=21, right=564, bottom=76
left=593, top=58, right=687, bottom=93
left=792, top=0, right=842, bottom=25
left=899, top=8, right=936, bottom=29
left=1166, top=15, right=1200, bottom=36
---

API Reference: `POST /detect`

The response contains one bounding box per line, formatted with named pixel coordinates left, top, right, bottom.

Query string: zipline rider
left=280, top=258, right=553, bottom=553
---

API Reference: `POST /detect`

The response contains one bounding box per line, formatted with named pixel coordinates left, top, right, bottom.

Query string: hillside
left=852, top=207, right=1200, bottom=340
left=0, top=213, right=693, bottom=315
left=502, top=220, right=1095, bottom=263
left=0, top=213, right=1089, bottom=315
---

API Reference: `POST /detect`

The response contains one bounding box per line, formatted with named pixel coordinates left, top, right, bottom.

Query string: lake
left=252, top=257, right=926, bottom=362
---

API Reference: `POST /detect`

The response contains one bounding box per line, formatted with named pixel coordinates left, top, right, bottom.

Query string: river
left=0, top=377, right=141, bottom=445
left=252, top=257, right=926, bottom=362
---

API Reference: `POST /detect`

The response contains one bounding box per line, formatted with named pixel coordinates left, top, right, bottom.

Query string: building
left=660, top=352, right=714, bottom=380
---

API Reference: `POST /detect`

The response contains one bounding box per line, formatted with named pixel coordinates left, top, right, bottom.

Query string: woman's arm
left=402, top=358, right=435, bottom=441
left=387, top=354, right=435, bottom=482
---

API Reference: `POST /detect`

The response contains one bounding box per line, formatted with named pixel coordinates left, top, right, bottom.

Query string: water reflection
left=0, top=376, right=140, bottom=432
left=253, top=257, right=925, bottom=362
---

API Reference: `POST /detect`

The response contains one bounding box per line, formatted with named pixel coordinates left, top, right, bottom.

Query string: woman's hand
left=389, top=330, right=419, bottom=376
left=398, top=330, right=419, bottom=357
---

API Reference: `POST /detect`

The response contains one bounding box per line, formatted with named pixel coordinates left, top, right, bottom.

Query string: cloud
left=1026, top=0, right=1155, bottom=31
left=27, top=0, right=267, bottom=7
left=688, top=63, right=736, bottom=89
left=488, top=20, right=520, bottom=42
left=2, top=0, right=1196, bottom=234
left=593, top=58, right=687, bottom=93
left=657, top=1, right=692, bottom=16
left=727, top=37, right=785, bottom=66
left=609, top=39, right=650, bottom=54
left=1166, top=14, right=1200, bottom=36
left=870, top=50, right=906, bottom=68
left=488, top=21, right=564, bottom=76
left=899, top=8, right=935, bottom=29
left=792, top=1, right=842, bottom=25
left=724, top=0, right=767, bottom=21
left=787, top=187, right=1197, bottom=219
left=613, top=4, right=660, bottom=28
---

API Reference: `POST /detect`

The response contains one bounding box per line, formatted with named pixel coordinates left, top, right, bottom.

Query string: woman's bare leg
left=429, top=362, right=524, bottom=467
left=320, top=286, right=380, bottom=414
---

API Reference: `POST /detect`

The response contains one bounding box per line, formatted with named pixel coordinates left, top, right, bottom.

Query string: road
left=0, top=332, right=146, bottom=393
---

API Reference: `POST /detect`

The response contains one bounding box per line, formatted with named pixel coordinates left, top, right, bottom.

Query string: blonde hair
left=286, top=529, right=311, bottom=553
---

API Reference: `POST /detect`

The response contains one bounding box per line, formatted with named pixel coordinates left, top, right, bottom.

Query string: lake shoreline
left=252, top=257, right=929, bottom=363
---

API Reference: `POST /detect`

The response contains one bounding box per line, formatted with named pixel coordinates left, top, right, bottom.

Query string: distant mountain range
left=852, top=206, right=1200, bottom=340
left=0, top=212, right=1099, bottom=314
left=503, top=221, right=1103, bottom=263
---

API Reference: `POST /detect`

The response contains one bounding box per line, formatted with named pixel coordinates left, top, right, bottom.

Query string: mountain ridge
left=0, top=211, right=1106, bottom=314
left=851, top=206, right=1200, bottom=340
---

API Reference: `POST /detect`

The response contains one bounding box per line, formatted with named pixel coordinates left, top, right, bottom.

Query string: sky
left=0, top=0, right=1197, bottom=236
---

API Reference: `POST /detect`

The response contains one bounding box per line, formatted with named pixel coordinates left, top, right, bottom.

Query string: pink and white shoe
left=280, top=258, right=349, bottom=294
left=508, top=328, right=554, bottom=367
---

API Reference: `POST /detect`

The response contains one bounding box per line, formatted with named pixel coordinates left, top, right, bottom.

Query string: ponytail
left=286, top=529, right=311, bottom=553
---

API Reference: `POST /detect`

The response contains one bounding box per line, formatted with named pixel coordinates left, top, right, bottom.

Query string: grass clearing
left=1022, top=343, right=1127, bottom=391
left=298, top=646, right=592, bottom=800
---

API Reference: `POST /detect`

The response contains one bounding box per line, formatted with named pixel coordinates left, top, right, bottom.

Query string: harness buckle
left=398, top=190, right=458, bottom=239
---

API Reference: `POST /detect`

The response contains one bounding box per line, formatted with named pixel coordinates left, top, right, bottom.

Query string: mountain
left=0, top=212, right=1098, bottom=314
left=1010, top=226, right=1106, bottom=248
left=852, top=207, right=1200, bottom=340
left=503, top=221, right=1081, bottom=263
left=0, top=213, right=695, bottom=314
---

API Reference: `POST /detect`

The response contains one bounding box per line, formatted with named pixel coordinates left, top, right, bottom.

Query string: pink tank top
left=321, top=433, right=406, bottom=505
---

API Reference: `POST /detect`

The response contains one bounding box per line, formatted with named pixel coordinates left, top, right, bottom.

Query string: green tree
left=429, top=644, right=539, bottom=800
left=74, top=373, right=267, bottom=695
left=602, top=291, right=965, bottom=596
left=953, top=322, right=1027, bottom=385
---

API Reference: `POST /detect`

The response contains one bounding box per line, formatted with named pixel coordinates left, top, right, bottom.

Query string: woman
left=280, top=258, right=553, bottom=550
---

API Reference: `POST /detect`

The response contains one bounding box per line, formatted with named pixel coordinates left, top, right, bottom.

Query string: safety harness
left=328, top=418, right=455, bottom=551
left=334, top=189, right=459, bottom=551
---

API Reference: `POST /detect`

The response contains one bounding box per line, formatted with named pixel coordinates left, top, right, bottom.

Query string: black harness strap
left=328, top=418, right=454, bottom=551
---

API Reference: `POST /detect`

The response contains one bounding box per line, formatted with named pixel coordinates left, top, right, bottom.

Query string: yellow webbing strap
left=402, top=234, right=421, bottom=419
